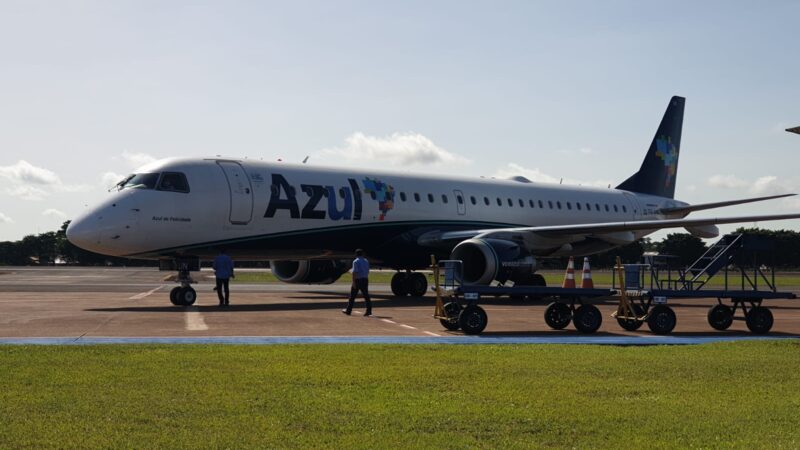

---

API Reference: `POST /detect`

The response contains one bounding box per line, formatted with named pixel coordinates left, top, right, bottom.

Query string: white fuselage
left=66, top=157, right=686, bottom=263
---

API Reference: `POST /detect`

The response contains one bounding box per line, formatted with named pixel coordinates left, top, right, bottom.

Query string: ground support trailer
left=431, top=259, right=614, bottom=335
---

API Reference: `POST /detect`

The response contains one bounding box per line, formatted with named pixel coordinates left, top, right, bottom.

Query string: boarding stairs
left=683, top=233, right=745, bottom=288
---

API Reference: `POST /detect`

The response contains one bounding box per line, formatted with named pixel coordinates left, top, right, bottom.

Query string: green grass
left=1, top=342, right=800, bottom=448
left=233, top=269, right=800, bottom=288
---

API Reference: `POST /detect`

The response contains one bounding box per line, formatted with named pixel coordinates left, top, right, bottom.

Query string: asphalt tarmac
left=1, top=267, right=799, bottom=344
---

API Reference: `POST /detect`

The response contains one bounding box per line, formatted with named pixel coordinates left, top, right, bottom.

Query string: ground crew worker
left=212, top=249, right=234, bottom=307
left=342, top=249, right=372, bottom=316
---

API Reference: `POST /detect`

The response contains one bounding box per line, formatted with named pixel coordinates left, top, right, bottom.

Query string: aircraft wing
left=419, top=213, right=800, bottom=246
left=658, top=194, right=795, bottom=215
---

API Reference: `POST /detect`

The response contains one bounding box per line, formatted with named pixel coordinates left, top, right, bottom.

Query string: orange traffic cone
left=581, top=257, right=594, bottom=289
left=562, top=256, right=576, bottom=288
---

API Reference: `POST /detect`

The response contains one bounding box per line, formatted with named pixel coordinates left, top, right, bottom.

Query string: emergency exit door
left=217, top=161, right=253, bottom=225
left=453, top=189, right=466, bottom=215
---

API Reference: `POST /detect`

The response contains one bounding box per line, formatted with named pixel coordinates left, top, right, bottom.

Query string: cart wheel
left=573, top=304, right=602, bottom=333
left=169, top=287, right=182, bottom=306
left=440, top=302, right=462, bottom=331
left=647, top=305, right=676, bottom=335
left=544, top=302, right=572, bottom=330
left=459, top=305, right=488, bottom=335
left=616, top=304, right=644, bottom=331
left=707, top=304, right=734, bottom=331
left=746, top=306, right=773, bottom=334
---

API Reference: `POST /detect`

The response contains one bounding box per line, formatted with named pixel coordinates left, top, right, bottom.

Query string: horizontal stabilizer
left=659, top=193, right=796, bottom=215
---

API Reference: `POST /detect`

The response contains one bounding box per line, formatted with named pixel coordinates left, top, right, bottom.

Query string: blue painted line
left=0, top=335, right=798, bottom=345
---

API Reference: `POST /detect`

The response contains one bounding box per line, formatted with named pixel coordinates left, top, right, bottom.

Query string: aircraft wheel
left=746, top=306, right=773, bottom=334
left=647, top=305, right=676, bottom=335
left=544, top=302, right=572, bottom=330
left=617, top=304, right=645, bottom=331
left=178, top=287, right=197, bottom=306
left=573, top=304, right=602, bottom=333
left=390, top=272, right=409, bottom=297
left=439, top=302, right=462, bottom=331
left=707, top=304, right=734, bottom=331
left=169, top=287, right=182, bottom=306
left=459, top=305, right=488, bottom=335
left=407, top=273, right=428, bottom=297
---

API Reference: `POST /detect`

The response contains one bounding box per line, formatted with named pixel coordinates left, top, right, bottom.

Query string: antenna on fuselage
left=302, top=156, right=309, bottom=164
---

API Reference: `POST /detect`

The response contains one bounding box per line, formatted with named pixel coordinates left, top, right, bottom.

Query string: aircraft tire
left=178, top=287, right=197, bottom=306
left=647, top=305, right=676, bottom=335
left=746, top=306, right=773, bottom=334
left=573, top=304, right=602, bottom=333
left=707, top=304, right=734, bottom=331
left=390, top=273, right=409, bottom=297
left=459, top=305, right=488, bottom=335
left=407, top=273, right=428, bottom=297
left=169, top=287, right=182, bottom=306
left=616, top=304, right=645, bottom=331
left=544, top=302, right=572, bottom=330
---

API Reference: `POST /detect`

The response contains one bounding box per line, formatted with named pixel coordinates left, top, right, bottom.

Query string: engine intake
left=270, top=259, right=348, bottom=284
left=450, top=238, right=537, bottom=285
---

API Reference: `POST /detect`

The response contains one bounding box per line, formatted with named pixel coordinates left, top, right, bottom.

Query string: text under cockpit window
left=157, top=172, right=190, bottom=193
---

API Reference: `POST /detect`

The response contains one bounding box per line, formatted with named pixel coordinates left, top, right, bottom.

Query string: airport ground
left=2, top=267, right=800, bottom=448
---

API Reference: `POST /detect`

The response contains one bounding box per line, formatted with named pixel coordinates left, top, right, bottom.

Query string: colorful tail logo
left=655, top=136, right=678, bottom=188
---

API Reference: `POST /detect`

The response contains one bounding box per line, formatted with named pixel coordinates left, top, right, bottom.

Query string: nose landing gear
left=162, top=258, right=199, bottom=307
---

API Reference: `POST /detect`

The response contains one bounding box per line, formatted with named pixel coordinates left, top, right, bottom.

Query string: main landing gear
left=168, top=263, right=197, bottom=307
left=391, top=271, right=428, bottom=297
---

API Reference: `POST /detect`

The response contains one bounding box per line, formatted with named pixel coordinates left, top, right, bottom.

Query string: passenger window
left=496, top=198, right=502, bottom=206
left=157, top=172, right=190, bottom=193
left=622, top=205, right=627, bottom=213
left=124, top=173, right=160, bottom=190
left=484, top=197, right=490, bottom=205
left=548, top=201, right=553, bottom=209
left=507, top=198, right=513, bottom=207
left=539, top=200, right=544, bottom=208
left=595, top=203, right=600, bottom=211
left=414, top=193, right=421, bottom=202
left=369, top=191, right=376, bottom=200
left=576, top=203, right=581, bottom=210
left=566, top=202, right=572, bottom=210
left=400, top=192, right=407, bottom=202
left=529, top=200, right=535, bottom=208
left=428, top=193, right=434, bottom=203
left=605, top=204, right=609, bottom=212
left=518, top=199, right=524, bottom=207
left=442, top=194, right=448, bottom=203
left=457, top=195, right=464, bottom=204
left=471, top=196, right=477, bottom=205
left=614, top=205, right=619, bottom=212
left=586, top=203, right=591, bottom=210
left=556, top=201, right=562, bottom=209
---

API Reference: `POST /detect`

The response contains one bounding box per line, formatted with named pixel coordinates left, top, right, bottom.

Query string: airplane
left=66, top=96, right=800, bottom=306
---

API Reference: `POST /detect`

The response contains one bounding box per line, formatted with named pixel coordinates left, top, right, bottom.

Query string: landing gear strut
left=391, top=271, right=428, bottom=297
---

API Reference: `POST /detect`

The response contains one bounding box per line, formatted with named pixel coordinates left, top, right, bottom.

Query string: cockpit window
left=157, top=172, right=190, bottom=193
left=119, top=173, right=160, bottom=190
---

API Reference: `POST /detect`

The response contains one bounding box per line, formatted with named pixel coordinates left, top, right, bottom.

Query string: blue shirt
left=352, top=256, right=369, bottom=279
left=213, top=254, right=234, bottom=279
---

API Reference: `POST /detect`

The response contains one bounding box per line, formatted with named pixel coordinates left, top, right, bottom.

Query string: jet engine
left=449, top=238, right=537, bottom=285
left=269, top=259, right=349, bottom=284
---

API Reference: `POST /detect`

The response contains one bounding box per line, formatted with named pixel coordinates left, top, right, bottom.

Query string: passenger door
left=217, top=161, right=253, bottom=225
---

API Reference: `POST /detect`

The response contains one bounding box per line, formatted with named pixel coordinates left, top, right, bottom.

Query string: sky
left=1, top=0, right=799, bottom=242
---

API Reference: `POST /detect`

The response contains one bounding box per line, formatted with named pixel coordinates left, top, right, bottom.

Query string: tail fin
left=616, top=96, right=685, bottom=198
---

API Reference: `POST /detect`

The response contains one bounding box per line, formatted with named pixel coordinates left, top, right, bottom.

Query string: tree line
left=1, top=221, right=799, bottom=269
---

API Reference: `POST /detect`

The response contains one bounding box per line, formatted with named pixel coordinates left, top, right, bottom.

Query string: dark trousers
left=216, top=277, right=230, bottom=305
left=346, top=278, right=371, bottom=313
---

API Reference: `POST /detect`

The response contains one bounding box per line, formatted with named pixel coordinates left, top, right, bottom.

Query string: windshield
left=119, top=173, right=160, bottom=190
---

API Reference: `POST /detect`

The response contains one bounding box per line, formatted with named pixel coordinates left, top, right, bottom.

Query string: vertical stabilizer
left=616, top=96, right=685, bottom=199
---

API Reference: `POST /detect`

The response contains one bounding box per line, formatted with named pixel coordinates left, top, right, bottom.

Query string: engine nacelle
left=450, top=238, right=537, bottom=285
left=269, top=259, right=349, bottom=284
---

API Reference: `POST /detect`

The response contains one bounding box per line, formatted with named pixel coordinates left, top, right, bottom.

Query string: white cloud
left=707, top=174, right=749, bottom=189
left=5, top=185, right=49, bottom=201
left=319, top=132, right=471, bottom=166
left=557, top=147, right=594, bottom=155
left=0, top=160, right=61, bottom=185
left=121, top=151, right=157, bottom=168
left=707, top=174, right=795, bottom=196
left=0, top=212, right=13, bottom=224
left=42, top=208, right=67, bottom=219
left=493, top=163, right=612, bottom=188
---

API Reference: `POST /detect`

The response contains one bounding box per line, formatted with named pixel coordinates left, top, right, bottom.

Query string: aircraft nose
left=66, top=216, right=99, bottom=252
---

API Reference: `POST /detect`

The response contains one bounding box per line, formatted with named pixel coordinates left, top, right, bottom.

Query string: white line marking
left=399, top=324, right=417, bottom=330
left=423, top=331, right=441, bottom=337
left=381, top=319, right=396, bottom=324
left=128, top=286, right=164, bottom=300
left=184, top=307, right=208, bottom=331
